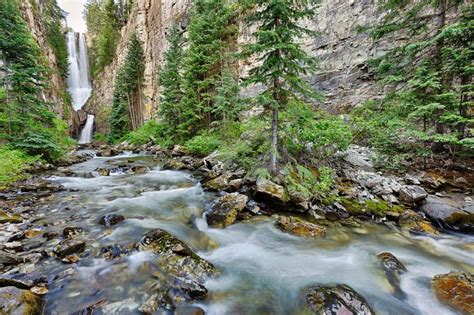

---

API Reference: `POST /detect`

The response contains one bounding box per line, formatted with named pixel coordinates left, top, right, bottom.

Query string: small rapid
left=32, top=153, right=473, bottom=314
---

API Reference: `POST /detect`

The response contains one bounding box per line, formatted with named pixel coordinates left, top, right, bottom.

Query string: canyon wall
left=88, top=0, right=392, bottom=132
left=20, top=0, right=79, bottom=134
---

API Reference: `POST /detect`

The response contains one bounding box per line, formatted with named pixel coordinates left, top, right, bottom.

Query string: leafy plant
left=0, top=147, right=39, bottom=188
left=184, top=134, right=221, bottom=156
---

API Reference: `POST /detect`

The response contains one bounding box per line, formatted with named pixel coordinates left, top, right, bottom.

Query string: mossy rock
left=432, top=271, right=474, bottom=314
left=0, top=286, right=43, bottom=315
left=0, top=210, right=23, bottom=224
left=276, top=216, right=326, bottom=238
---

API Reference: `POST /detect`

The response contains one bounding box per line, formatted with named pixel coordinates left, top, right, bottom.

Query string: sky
left=57, top=0, right=88, bottom=33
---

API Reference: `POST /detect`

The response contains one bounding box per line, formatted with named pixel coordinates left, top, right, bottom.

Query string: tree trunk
left=433, top=0, right=447, bottom=152
left=270, top=107, right=278, bottom=175
left=270, top=14, right=282, bottom=175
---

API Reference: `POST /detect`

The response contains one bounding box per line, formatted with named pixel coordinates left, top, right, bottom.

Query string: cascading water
left=66, top=32, right=94, bottom=144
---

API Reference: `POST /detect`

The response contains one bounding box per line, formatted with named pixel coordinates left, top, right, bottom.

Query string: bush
left=281, top=101, right=352, bottom=163
left=283, top=163, right=335, bottom=200
left=125, top=121, right=173, bottom=147
left=0, top=147, right=39, bottom=188
left=184, top=134, right=221, bottom=156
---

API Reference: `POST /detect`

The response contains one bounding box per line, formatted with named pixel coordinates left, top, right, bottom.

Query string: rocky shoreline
left=0, top=142, right=472, bottom=314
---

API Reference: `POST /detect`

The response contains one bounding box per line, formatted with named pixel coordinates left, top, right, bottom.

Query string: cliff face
left=88, top=0, right=191, bottom=134
left=20, top=0, right=79, bottom=134
left=88, top=0, right=391, bottom=131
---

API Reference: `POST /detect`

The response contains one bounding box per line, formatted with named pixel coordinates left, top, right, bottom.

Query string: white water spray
left=66, top=32, right=94, bottom=143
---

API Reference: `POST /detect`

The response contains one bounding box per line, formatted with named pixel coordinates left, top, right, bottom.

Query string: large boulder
left=0, top=286, right=43, bottom=314
left=276, top=216, right=326, bottom=238
left=376, top=252, right=407, bottom=298
left=136, top=229, right=215, bottom=309
left=432, top=271, right=473, bottom=314
left=300, top=284, right=375, bottom=315
left=206, top=193, right=248, bottom=228
left=253, top=179, right=287, bottom=205
left=421, top=196, right=473, bottom=233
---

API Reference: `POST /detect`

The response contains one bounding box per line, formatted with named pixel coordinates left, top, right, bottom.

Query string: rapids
left=32, top=152, right=473, bottom=314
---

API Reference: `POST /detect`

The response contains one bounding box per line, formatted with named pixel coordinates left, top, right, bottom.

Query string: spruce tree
left=109, top=33, right=145, bottom=142
left=366, top=1, right=473, bottom=154
left=241, top=0, right=319, bottom=174
left=180, top=0, right=237, bottom=136
left=158, top=24, right=184, bottom=137
left=214, top=66, right=242, bottom=123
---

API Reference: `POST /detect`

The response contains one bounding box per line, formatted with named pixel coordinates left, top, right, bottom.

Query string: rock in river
left=276, top=216, right=326, bottom=238
left=136, top=229, right=215, bottom=306
left=432, top=271, right=473, bottom=314
left=398, top=210, right=438, bottom=235
left=0, top=286, right=43, bottom=315
left=206, top=193, right=248, bottom=228
left=300, top=284, right=375, bottom=315
left=99, top=214, right=125, bottom=227
left=53, top=239, right=86, bottom=258
left=376, top=252, right=407, bottom=298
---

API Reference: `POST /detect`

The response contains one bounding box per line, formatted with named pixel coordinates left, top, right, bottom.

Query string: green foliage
left=125, top=120, right=173, bottom=147
left=240, top=0, right=320, bottom=173
left=0, top=0, right=73, bottom=162
left=109, top=33, right=145, bottom=142
left=283, top=164, right=335, bottom=200
left=0, top=147, right=39, bottom=188
left=179, top=0, right=238, bottom=136
left=364, top=1, right=473, bottom=158
left=93, top=132, right=108, bottom=143
left=281, top=101, right=352, bottom=163
left=158, top=23, right=185, bottom=137
left=184, top=134, right=221, bottom=156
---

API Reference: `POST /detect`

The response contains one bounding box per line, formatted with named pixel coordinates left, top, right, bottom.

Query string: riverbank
left=0, top=144, right=472, bottom=314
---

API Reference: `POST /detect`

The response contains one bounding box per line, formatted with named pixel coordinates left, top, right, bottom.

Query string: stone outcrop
left=432, top=271, right=474, bottom=314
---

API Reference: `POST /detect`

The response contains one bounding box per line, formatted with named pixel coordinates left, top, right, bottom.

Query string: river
left=31, top=152, right=473, bottom=314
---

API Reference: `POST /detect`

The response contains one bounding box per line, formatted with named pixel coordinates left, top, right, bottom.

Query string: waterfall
left=66, top=32, right=94, bottom=143
left=79, top=115, right=95, bottom=144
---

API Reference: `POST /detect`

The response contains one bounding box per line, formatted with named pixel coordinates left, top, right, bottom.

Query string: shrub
left=0, top=147, right=39, bottom=188
left=283, top=163, right=335, bottom=200
left=281, top=101, right=352, bottom=163
left=125, top=121, right=173, bottom=147
left=184, top=134, right=221, bottom=156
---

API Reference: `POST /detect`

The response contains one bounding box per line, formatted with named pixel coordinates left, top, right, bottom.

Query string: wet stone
left=99, top=214, right=125, bottom=227
left=253, top=179, right=287, bottom=205
left=0, top=251, right=23, bottom=265
left=99, top=244, right=131, bottom=259
left=376, top=252, right=407, bottom=298
left=276, top=216, right=326, bottom=238
left=205, top=193, right=248, bottom=228
left=0, top=286, right=43, bottom=315
left=432, top=271, right=474, bottom=314
left=62, top=227, right=84, bottom=239
left=301, top=284, right=375, bottom=315
left=53, top=239, right=86, bottom=258
left=398, top=210, right=438, bottom=235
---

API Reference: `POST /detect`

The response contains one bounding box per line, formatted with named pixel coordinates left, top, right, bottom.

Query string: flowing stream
left=34, top=153, right=473, bottom=314
left=66, top=32, right=94, bottom=143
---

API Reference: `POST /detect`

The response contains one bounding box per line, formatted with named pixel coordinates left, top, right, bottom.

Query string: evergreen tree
left=180, top=0, right=237, bottom=136
left=241, top=0, right=319, bottom=174
left=109, top=32, right=145, bottom=142
left=158, top=24, right=184, bottom=137
left=0, top=0, right=69, bottom=161
left=366, top=1, right=473, bottom=154
left=214, top=65, right=242, bottom=123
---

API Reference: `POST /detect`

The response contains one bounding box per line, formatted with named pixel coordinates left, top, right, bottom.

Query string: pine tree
left=214, top=66, right=242, bottom=123
left=158, top=24, right=184, bottom=137
left=109, top=33, right=145, bottom=142
left=241, top=0, right=319, bottom=174
left=179, top=0, right=237, bottom=136
left=366, top=1, right=473, bottom=154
